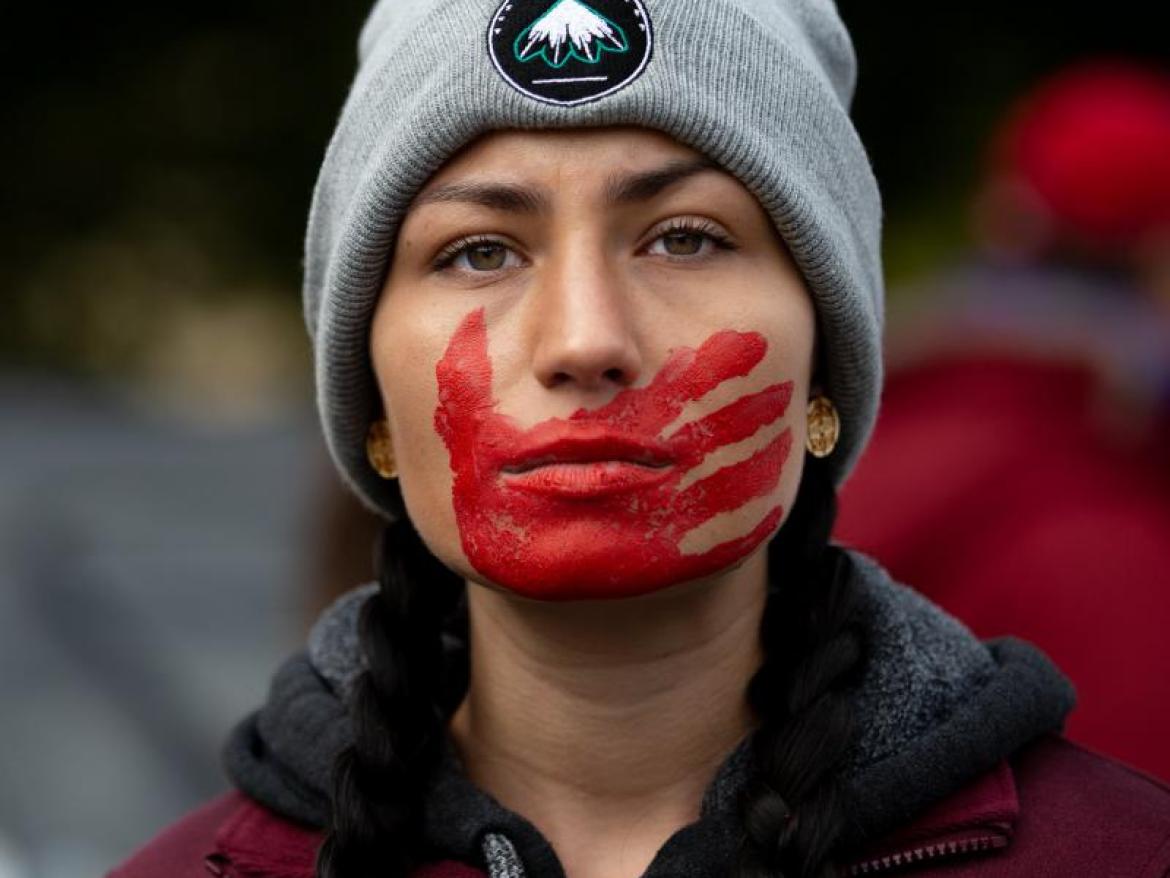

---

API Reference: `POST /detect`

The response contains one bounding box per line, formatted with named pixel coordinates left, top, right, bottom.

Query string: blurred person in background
left=838, top=58, right=1170, bottom=781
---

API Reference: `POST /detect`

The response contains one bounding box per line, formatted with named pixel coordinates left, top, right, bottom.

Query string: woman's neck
left=448, top=548, right=767, bottom=878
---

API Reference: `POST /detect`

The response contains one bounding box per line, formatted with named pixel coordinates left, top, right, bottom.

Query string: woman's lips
left=498, top=427, right=675, bottom=498
left=501, top=459, right=674, bottom=498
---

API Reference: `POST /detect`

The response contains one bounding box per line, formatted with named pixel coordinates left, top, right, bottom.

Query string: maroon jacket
left=109, top=735, right=1170, bottom=878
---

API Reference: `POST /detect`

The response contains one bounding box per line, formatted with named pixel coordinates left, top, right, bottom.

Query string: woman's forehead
left=401, top=128, right=767, bottom=231
left=413, top=127, right=729, bottom=197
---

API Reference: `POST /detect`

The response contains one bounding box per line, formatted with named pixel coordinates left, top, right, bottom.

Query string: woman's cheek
left=391, top=379, right=474, bottom=575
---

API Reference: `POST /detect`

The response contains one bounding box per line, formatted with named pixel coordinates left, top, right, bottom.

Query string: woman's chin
left=467, top=541, right=750, bottom=603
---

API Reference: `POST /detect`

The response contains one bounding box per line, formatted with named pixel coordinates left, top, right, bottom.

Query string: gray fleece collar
left=224, top=551, right=1074, bottom=872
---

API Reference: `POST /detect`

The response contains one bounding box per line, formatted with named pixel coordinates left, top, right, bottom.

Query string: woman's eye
left=658, top=231, right=706, bottom=256
left=461, top=242, right=510, bottom=271
left=645, top=222, right=734, bottom=259
left=435, top=238, right=522, bottom=273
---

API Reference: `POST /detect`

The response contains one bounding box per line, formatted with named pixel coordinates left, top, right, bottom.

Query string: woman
left=109, top=1, right=1170, bottom=876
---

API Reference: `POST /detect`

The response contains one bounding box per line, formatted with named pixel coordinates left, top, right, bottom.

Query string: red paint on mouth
left=434, top=307, right=793, bottom=600
left=504, top=460, right=676, bottom=498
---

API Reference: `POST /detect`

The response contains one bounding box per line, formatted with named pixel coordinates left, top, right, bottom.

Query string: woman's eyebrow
left=412, top=182, right=549, bottom=213
left=604, top=157, right=723, bottom=205
left=412, top=157, right=723, bottom=214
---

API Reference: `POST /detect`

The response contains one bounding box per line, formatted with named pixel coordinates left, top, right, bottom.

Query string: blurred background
left=2, top=2, right=1167, bottom=875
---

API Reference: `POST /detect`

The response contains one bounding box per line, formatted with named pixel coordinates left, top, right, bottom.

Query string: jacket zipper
left=203, top=836, right=1010, bottom=878
left=845, top=833, right=1010, bottom=875
left=204, top=853, right=236, bottom=877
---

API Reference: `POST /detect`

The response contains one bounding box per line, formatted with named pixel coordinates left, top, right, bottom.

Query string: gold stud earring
left=806, top=396, right=840, bottom=458
left=366, top=419, right=398, bottom=480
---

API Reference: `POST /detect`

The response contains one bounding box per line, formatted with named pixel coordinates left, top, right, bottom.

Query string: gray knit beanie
left=305, top=0, right=884, bottom=518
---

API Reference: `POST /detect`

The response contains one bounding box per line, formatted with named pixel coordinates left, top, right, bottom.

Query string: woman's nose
left=529, top=247, right=643, bottom=393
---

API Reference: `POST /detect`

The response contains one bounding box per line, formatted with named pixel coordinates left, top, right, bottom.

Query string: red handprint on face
left=434, top=307, right=793, bottom=600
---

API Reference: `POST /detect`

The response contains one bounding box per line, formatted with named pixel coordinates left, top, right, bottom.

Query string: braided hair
left=317, top=455, right=864, bottom=878
left=736, top=454, right=865, bottom=878
left=316, top=497, right=466, bottom=878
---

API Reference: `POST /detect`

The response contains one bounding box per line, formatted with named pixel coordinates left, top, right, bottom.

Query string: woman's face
left=371, top=127, right=816, bottom=601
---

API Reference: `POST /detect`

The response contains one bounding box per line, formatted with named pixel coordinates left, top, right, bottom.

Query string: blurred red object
left=988, top=59, right=1170, bottom=253
left=838, top=353, right=1170, bottom=782
left=843, top=57, right=1170, bottom=782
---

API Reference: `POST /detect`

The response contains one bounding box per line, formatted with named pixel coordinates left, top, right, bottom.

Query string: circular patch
left=488, top=0, right=653, bottom=107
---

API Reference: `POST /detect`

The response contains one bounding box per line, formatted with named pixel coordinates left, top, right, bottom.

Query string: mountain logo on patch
left=488, top=0, right=653, bottom=106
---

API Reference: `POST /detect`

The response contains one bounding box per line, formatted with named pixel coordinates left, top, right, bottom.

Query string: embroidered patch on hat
left=488, top=0, right=653, bottom=107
